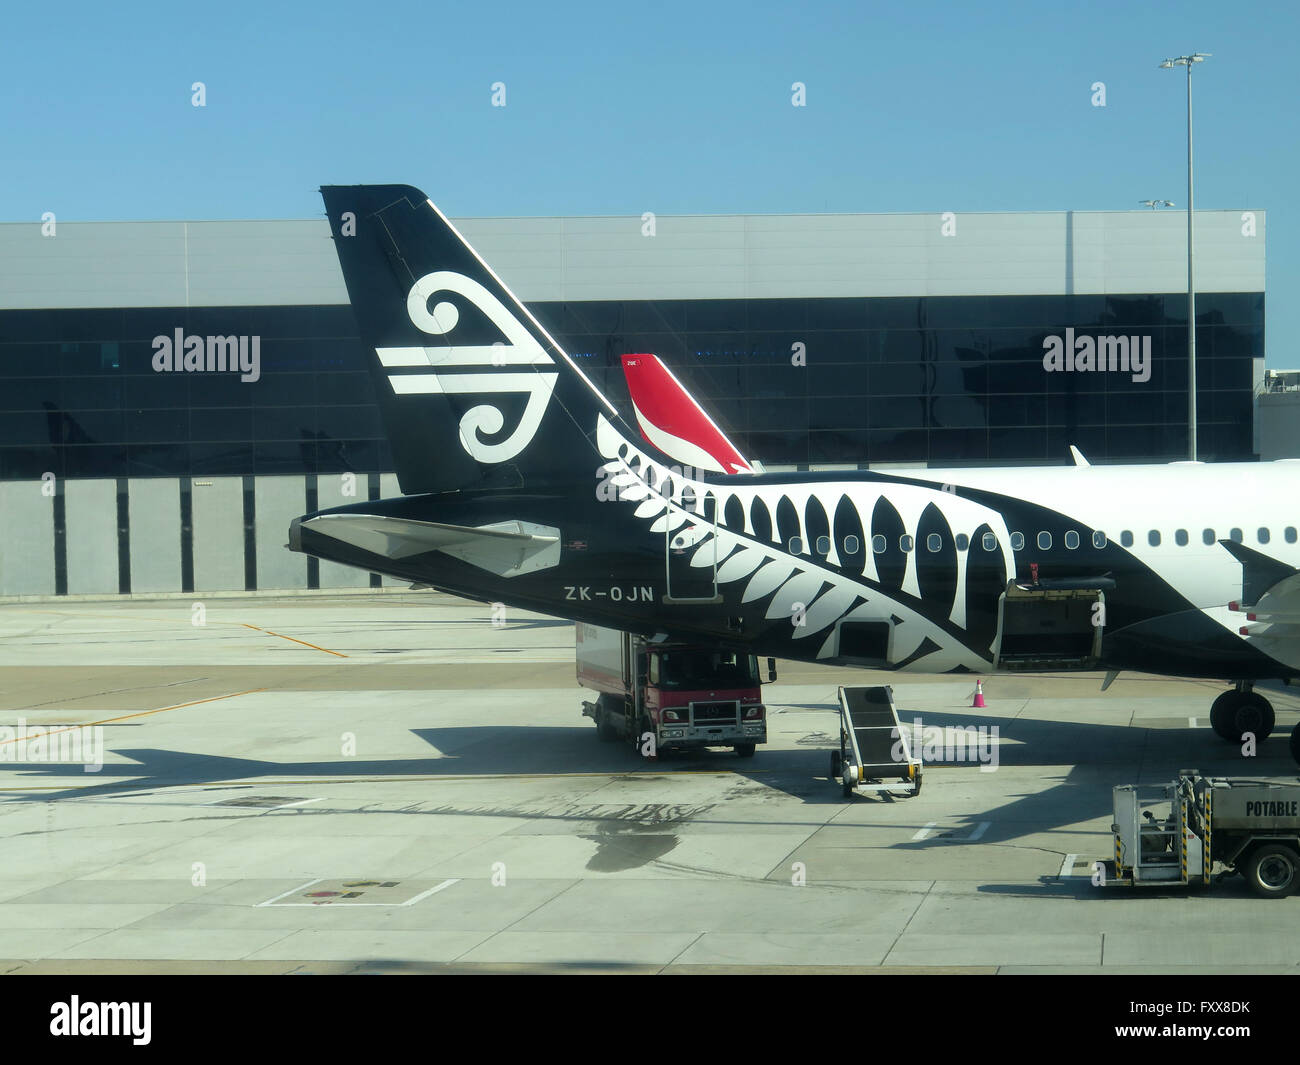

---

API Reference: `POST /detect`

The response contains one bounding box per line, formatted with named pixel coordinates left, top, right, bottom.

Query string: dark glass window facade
left=0, top=292, right=1261, bottom=480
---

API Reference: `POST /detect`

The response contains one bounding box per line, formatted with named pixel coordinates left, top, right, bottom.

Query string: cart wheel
left=830, top=750, right=842, bottom=779
left=912, top=771, right=922, bottom=797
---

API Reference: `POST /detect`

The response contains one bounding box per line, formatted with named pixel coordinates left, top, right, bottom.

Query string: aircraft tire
left=1210, top=689, right=1274, bottom=744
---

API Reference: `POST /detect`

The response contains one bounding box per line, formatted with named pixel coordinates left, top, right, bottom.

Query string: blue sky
left=4, top=0, right=1295, bottom=361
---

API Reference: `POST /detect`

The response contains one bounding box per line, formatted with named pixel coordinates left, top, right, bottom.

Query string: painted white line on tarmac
left=400, top=879, right=461, bottom=906
left=257, top=879, right=322, bottom=906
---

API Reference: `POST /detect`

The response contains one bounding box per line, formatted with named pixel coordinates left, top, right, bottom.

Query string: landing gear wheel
left=841, top=780, right=854, bottom=799
left=735, top=743, right=756, bottom=758
left=830, top=750, right=842, bottom=779
left=1243, top=844, right=1299, bottom=899
left=1209, top=689, right=1274, bottom=744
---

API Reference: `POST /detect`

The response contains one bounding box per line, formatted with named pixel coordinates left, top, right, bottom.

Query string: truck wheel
left=1243, top=844, right=1299, bottom=898
left=735, top=743, right=756, bottom=758
left=829, top=751, right=842, bottom=778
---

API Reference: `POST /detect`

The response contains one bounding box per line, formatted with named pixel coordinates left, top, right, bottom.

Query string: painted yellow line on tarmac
left=0, top=688, right=267, bottom=747
left=243, top=624, right=348, bottom=657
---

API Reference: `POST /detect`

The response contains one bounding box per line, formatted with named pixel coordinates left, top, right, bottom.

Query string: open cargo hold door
left=993, top=576, right=1111, bottom=670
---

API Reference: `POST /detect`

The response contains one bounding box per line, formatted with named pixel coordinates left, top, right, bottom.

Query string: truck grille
left=691, top=700, right=739, bottom=724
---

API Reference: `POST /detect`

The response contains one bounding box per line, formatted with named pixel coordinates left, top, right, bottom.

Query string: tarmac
left=0, top=593, right=1297, bottom=974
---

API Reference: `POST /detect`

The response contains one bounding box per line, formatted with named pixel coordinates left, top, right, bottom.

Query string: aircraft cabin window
left=1148, top=530, right=1161, bottom=546
left=955, top=533, right=969, bottom=551
left=1092, top=531, right=1107, bottom=549
left=788, top=536, right=803, bottom=554
left=1010, top=532, right=1025, bottom=551
left=1288, top=527, right=1298, bottom=544
left=872, top=534, right=887, bottom=554
left=1064, top=531, right=1079, bottom=550
left=900, top=534, right=914, bottom=553
left=1202, top=528, right=1215, bottom=545
left=1037, top=531, right=1052, bottom=550
left=982, top=532, right=998, bottom=551
left=927, top=533, right=942, bottom=552
left=1258, top=528, right=1270, bottom=545
left=1175, top=529, right=1188, bottom=546
left=1230, top=528, right=1243, bottom=543
left=843, top=535, right=860, bottom=555
left=1120, top=531, right=1134, bottom=547
left=816, top=535, right=831, bottom=555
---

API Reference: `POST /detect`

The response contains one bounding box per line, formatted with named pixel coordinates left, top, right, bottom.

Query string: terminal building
left=0, top=207, right=1266, bottom=596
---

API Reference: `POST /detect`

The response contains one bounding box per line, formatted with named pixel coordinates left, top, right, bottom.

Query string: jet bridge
left=829, top=685, right=922, bottom=799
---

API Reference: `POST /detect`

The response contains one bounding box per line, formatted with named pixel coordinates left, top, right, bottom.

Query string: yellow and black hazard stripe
left=1179, top=798, right=1189, bottom=883
left=1203, top=789, right=1213, bottom=885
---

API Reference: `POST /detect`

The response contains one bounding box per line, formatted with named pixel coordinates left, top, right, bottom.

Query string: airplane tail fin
left=321, top=184, right=635, bottom=495
left=619, top=353, right=759, bottom=475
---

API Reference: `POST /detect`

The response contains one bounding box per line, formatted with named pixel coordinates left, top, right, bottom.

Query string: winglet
left=620, top=354, right=757, bottom=474
left=1069, top=445, right=1090, bottom=468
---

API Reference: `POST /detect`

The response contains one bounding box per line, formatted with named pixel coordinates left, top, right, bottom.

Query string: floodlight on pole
left=1139, top=199, right=1176, bottom=209
left=1160, top=53, right=1211, bottom=460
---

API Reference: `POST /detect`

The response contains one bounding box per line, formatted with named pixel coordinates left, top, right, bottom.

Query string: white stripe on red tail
left=620, top=353, right=756, bottom=475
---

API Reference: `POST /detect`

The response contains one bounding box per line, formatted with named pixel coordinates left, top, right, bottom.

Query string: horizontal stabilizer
left=295, top=514, right=560, bottom=577
left=1219, top=539, right=1299, bottom=608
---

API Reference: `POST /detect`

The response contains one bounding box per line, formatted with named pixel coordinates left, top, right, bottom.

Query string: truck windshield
left=657, top=650, right=760, bottom=691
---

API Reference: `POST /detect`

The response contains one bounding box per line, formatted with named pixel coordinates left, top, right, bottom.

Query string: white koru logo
left=376, top=271, right=558, bottom=463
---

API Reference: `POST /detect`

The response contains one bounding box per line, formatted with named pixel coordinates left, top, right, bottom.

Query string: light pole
left=1160, top=53, right=1211, bottom=460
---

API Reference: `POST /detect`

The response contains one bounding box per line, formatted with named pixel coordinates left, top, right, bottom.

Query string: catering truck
left=576, top=623, right=775, bottom=757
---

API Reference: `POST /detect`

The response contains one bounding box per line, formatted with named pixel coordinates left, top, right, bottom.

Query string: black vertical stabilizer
left=321, top=184, right=635, bottom=495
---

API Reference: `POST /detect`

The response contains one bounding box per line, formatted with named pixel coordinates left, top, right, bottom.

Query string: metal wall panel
left=255, top=476, right=307, bottom=590
left=64, top=479, right=118, bottom=594
left=0, top=209, right=1265, bottom=310
left=128, top=478, right=182, bottom=593
left=0, top=481, right=55, bottom=594
left=191, top=477, right=246, bottom=592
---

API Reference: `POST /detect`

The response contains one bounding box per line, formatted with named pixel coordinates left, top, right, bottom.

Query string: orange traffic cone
left=972, top=679, right=986, bottom=708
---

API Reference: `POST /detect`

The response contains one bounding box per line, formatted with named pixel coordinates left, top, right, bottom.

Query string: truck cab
left=577, top=624, right=774, bottom=757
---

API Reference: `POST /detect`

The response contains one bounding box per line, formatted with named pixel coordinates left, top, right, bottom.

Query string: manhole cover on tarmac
left=259, top=878, right=458, bottom=907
